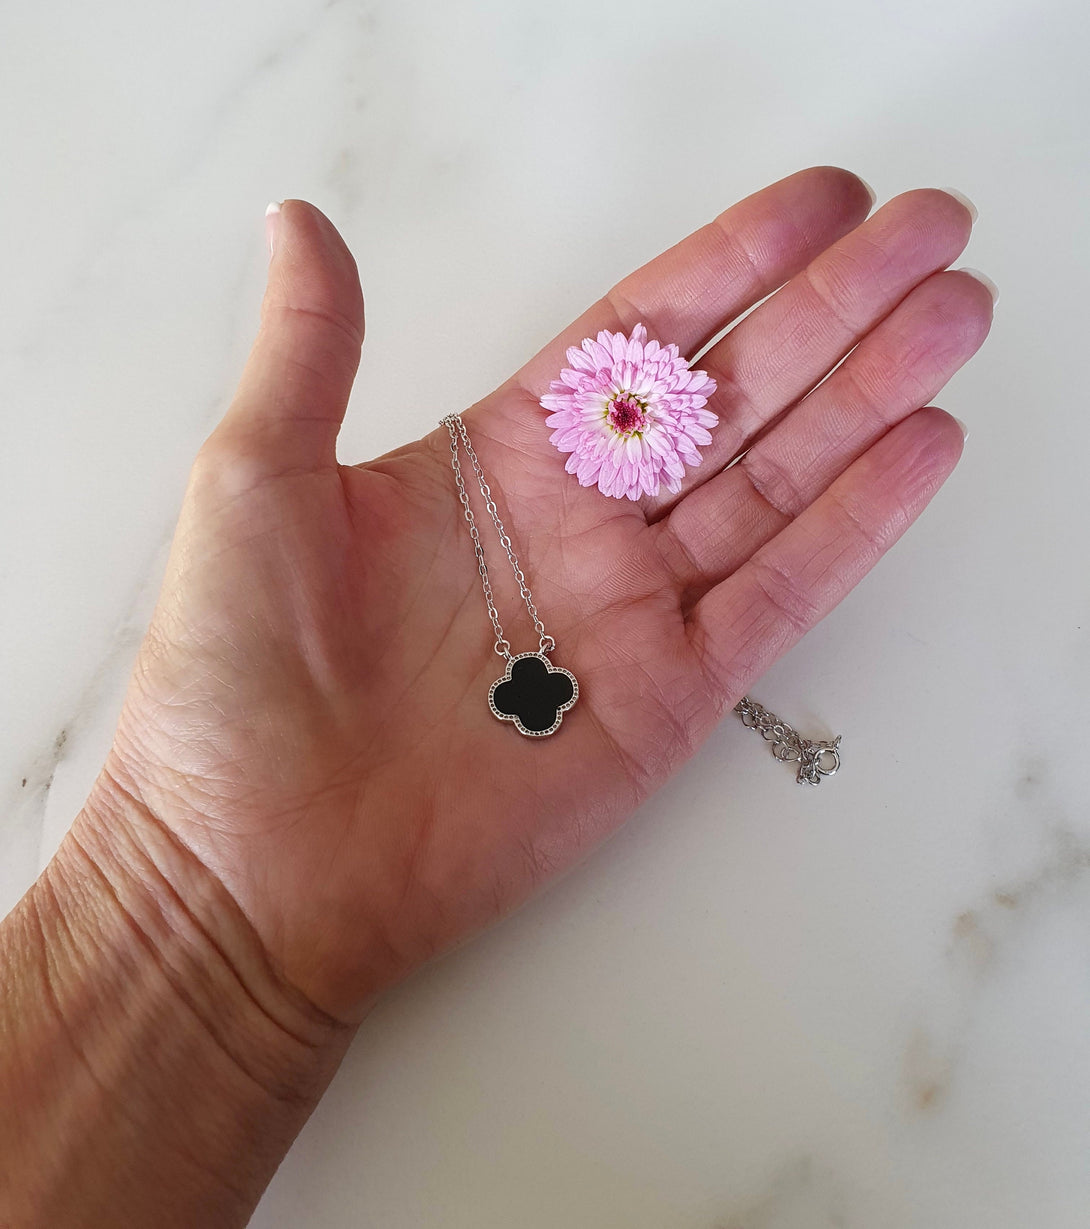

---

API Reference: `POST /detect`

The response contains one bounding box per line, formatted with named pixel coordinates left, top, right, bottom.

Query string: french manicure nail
left=265, top=201, right=281, bottom=260
left=953, top=416, right=970, bottom=442
left=956, top=266, right=999, bottom=305
left=938, top=187, right=978, bottom=223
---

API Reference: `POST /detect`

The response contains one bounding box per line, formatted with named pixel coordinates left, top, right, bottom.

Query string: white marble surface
left=2, top=0, right=1088, bottom=1224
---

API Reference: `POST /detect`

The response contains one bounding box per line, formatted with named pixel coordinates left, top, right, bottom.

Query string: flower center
left=607, top=393, right=646, bottom=435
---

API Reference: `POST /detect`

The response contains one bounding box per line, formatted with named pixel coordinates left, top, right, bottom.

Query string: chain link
left=441, top=413, right=555, bottom=659
left=734, top=696, right=842, bottom=786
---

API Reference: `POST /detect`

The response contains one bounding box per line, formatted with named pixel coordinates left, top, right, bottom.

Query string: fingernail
left=938, top=187, right=978, bottom=223
left=265, top=201, right=281, bottom=260
left=953, top=416, right=970, bottom=442
left=956, top=266, right=999, bottom=305
left=858, top=175, right=877, bottom=209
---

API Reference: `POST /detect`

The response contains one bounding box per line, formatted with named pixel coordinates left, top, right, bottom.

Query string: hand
left=80, top=168, right=991, bottom=1024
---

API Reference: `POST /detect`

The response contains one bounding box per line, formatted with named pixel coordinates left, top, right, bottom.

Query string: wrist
left=0, top=764, right=353, bottom=1227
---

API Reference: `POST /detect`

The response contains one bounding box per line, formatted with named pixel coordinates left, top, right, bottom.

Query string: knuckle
left=748, top=555, right=820, bottom=634
left=739, top=452, right=805, bottom=520
left=802, top=252, right=875, bottom=335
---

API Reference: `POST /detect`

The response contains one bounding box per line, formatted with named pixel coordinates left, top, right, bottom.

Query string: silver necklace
left=440, top=412, right=841, bottom=783
left=442, top=413, right=579, bottom=737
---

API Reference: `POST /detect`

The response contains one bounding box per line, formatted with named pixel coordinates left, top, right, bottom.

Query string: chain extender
left=734, top=696, right=841, bottom=786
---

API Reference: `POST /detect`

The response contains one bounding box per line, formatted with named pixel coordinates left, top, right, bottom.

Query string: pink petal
left=575, top=389, right=605, bottom=412
left=631, top=372, right=655, bottom=397
left=576, top=454, right=599, bottom=481
left=688, top=371, right=715, bottom=394
left=584, top=338, right=612, bottom=369
left=646, top=430, right=672, bottom=457
left=567, top=347, right=596, bottom=373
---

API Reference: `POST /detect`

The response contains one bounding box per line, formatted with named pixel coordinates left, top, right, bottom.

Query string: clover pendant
left=488, top=652, right=579, bottom=737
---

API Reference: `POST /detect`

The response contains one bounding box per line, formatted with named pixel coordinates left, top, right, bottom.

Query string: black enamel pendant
left=488, top=652, right=579, bottom=737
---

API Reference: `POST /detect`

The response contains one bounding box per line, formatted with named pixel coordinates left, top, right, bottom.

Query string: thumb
left=212, top=199, right=365, bottom=474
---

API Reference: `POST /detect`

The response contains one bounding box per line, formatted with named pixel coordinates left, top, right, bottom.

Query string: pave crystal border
left=487, top=651, right=579, bottom=738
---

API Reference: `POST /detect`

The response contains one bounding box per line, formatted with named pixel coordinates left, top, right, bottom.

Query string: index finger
left=513, top=165, right=875, bottom=401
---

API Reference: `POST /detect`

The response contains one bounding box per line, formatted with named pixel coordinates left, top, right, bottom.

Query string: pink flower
left=540, top=321, right=718, bottom=501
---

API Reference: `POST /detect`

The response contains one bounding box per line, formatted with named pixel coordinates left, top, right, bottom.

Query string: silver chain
left=440, top=411, right=840, bottom=784
left=733, top=696, right=841, bottom=786
left=441, top=413, right=555, bottom=660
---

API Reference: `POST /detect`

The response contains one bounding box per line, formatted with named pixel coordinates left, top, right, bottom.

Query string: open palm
left=95, top=168, right=991, bottom=1022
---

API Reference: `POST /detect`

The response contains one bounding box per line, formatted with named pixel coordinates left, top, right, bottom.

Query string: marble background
left=2, top=0, right=1087, bottom=1224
